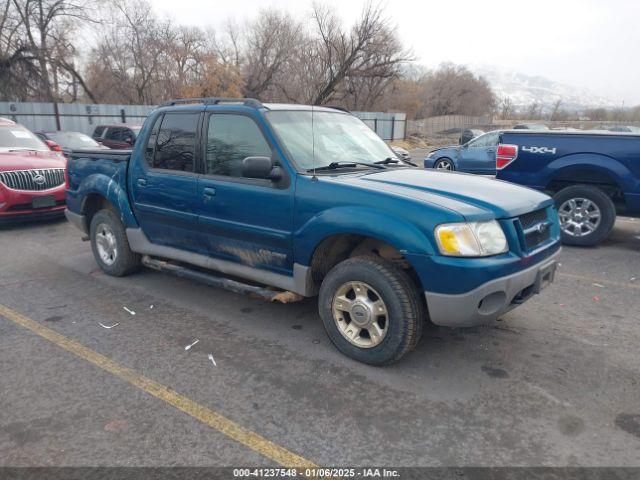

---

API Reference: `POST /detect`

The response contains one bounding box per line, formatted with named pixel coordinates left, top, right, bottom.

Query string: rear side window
left=153, top=113, right=198, bottom=172
left=144, top=115, right=162, bottom=165
left=205, top=114, right=271, bottom=177
left=93, top=126, right=105, bottom=137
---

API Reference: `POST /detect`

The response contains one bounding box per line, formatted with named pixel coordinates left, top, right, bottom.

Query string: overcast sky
left=148, top=0, right=640, bottom=105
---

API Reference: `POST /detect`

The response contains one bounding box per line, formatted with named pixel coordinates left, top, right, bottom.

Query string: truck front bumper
left=425, top=250, right=560, bottom=327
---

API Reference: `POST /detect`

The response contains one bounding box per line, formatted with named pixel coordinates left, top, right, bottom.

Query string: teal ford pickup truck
left=65, top=98, right=561, bottom=364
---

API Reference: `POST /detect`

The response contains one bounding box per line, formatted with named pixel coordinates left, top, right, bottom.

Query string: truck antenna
left=311, top=105, right=317, bottom=181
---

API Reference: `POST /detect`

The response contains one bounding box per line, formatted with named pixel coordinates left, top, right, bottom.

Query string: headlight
left=435, top=220, right=508, bottom=257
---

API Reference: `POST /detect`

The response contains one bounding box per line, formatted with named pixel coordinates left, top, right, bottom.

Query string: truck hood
left=0, top=150, right=66, bottom=171
left=335, top=169, right=553, bottom=219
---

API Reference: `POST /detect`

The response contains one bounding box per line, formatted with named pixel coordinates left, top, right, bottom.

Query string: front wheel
left=553, top=185, right=616, bottom=246
left=434, top=158, right=455, bottom=171
left=318, top=256, right=424, bottom=365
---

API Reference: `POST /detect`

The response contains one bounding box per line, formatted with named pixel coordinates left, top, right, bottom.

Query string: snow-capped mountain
left=470, top=65, right=616, bottom=112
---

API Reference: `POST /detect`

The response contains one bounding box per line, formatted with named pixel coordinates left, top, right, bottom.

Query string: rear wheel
left=553, top=185, right=616, bottom=246
left=434, top=158, right=455, bottom=171
left=318, top=256, right=424, bottom=365
left=90, top=209, right=141, bottom=276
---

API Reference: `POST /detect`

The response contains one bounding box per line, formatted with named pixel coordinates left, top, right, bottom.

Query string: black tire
left=434, top=158, right=455, bottom=171
left=318, top=255, right=424, bottom=366
left=553, top=184, right=616, bottom=246
left=90, top=209, right=141, bottom=276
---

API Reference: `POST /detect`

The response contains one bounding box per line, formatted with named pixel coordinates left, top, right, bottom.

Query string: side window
left=468, top=134, right=487, bottom=148
left=105, top=127, right=123, bottom=141
left=206, top=114, right=271, bottom=177
left=144, top=114, right=163, bottom=165
left=153, top=113, right=198, bottom=172
left=484, top=132, right=499, bottom=146
left=122, top=128, right=135, bottom=144
left=93, top=126, right=105, bottom=138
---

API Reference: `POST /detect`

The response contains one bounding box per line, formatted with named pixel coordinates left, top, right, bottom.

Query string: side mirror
left=242, top=156, right=280, bottom=181
left=45, top=139, right=62, bottom=152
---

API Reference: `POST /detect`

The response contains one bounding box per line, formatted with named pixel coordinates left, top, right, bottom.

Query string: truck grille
left=0, top=168, right=65, bottom=191
left=518, top=209, right=551, bottom=250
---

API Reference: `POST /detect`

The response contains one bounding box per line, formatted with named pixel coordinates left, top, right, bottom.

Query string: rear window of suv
left=0, top=125, right=48, bottom=152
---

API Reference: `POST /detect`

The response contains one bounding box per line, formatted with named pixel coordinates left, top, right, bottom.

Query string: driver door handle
left=137, top=178, right=147, bottom=187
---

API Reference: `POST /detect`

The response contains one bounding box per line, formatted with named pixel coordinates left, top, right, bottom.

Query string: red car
left=91, top=124, right=141, bottom=149
left=0, top=118, right=67, bottom=222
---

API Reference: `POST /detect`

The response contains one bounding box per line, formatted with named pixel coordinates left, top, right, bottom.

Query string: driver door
left=458, top=132, right=498, bottom=174
left=196, top=112, right=294, bottom=275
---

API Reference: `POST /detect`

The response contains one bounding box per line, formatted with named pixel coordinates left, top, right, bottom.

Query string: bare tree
left=242, top=9, right=301, bottom=99
left=525, top=101, right=543, bottom=119
left=498, top=96, right=515, bottom=119
left=308, top=2, right=410, bottom=106
left=9, top=0, right=95, bottom=101
left=417, top=63, right=495, bottom=117
left=550, top=98, right=563, bottom=120
left=86, top=0, right=244, bottom=104
left=86, top=0, right=170, bottom=103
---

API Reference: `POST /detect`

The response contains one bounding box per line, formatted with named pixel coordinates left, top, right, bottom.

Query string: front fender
left=425, top=149, right=458, bottom=169
left=544, top=153, right=634, bottom=192
left=294, top=205, right=435, bottom=266
left=76, top=173, right=138, bottom=228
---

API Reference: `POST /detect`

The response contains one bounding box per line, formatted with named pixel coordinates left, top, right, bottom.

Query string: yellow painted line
left=0, top=303, right=316, bottom=469
left=558, top=272, right=640, bottom=290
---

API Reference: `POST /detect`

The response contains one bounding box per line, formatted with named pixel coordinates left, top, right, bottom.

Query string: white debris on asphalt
left=99, top=322, right=119, bottom=329
left=149, top=305, right=154, bottom=309
left=208, top=354, right=217, bottom=366
left=123, top=306, right=136, bottom=315
left=184, top=339, right=199, bottom=351
left=592, top=283, right=605, bottom=288
left=631, top=277, right=637, bottom=282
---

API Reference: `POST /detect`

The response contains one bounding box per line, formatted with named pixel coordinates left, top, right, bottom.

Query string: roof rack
left=160, top=97, right=263, bottom=108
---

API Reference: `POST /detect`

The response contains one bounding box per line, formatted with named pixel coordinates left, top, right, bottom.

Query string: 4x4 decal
left=522, top=146, right=557, bottom=154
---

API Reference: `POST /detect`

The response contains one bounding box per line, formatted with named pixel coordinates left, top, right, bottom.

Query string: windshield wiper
left=307, top=161, right=386, bottom=172
left=376, top=157, right=418, bottom=167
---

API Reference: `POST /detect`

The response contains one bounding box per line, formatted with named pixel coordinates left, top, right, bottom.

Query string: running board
left=141, top=256, right=304, bottom=303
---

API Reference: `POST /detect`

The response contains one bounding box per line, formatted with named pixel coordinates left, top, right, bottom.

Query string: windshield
left=266, top=110, right=396, bottom=170
left=0, top=125, right=48, bottom=152
left=46, top=131, right=101, bottom=149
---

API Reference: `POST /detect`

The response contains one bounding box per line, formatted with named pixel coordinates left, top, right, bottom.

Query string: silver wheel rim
left=436, top=159, right=453, bottom=170
left=95, top=223, right=118, bottom=266
left=558, top=197, right=601, bottom=237
left=332, top=281, right=389, bottom=349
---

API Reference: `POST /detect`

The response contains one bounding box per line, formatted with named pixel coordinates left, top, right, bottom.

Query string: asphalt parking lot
left=1, top=212, right=639, bottom=468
